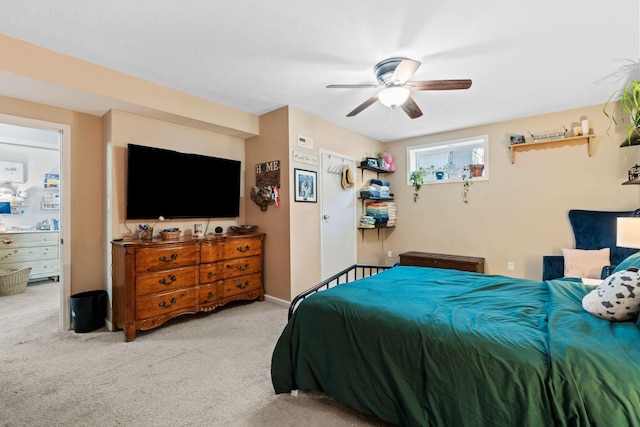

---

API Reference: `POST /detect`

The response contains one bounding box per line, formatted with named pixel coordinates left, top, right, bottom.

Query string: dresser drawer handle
left=207, top=271, right=216, bottom=279
left=158, top=274, right=177, bottom=285
left=159, top=253, right=178, bottom=263
left=2, top=239, right=12, bottom=244
left=236, top=281, right=250, bottom=290
left=207, top=291, right=214, bottom=299
left=159, top=297, right=178, bottom=308
left=236, top=245, right=251, bottom=253
left=236, top=263, right=250, bottom=271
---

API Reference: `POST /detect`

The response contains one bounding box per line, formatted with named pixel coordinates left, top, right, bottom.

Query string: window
left=406, top=135, right=489, bottom=184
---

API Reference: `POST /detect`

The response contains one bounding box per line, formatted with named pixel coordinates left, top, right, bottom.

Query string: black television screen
left=126, top=144, right=241, bottom=220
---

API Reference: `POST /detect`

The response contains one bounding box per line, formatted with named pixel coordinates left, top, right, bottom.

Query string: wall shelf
left=508, top=135, right=595, bottom=164
left=622, top=178, right=640, bottom=185
left=358, top=164, right=393, bottom=179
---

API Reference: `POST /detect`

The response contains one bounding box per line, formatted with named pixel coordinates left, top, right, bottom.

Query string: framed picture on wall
left=294, top=168, right=317, bottom=203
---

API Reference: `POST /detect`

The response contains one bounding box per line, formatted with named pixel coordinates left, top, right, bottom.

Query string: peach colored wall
left=360, top=103, right=640, bottom=280
left=0, top=95, right=104, bottom=294
left=0, top=35, right=259, bottom=139
left=287, top=107, right=382, bottom=297
left=106, top=110, right=246, bottom=242
left=245, top=107, right=292, bottom=301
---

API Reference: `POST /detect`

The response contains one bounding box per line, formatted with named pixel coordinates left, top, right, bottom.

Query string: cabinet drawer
left=135, top=266, right=198, bottom=296
left=135, top=245, right=198, bottom=272
left=222, top=273, right=262, bottom=298
left=0, top=244, right=59, bottom=263
left=136, top=289, right=196, bottom=320
left=223, top=255, right=262, bottom=279
left=199, top=283, right=220, bottom=306
left=223, top=237, right=262, bottom=260
left=0, top=259, right=58, bottom=279
left=200, top=242, right=222, bottom=263
left=0, top=232, right=58, bottom=248
left=199, top=262, right=222, bottom=284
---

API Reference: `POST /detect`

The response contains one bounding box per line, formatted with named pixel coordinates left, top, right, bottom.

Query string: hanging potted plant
left=461, top=166, right=473, bottom=204
left=409, top=168, right=425, bottom=202
left=604, top=80, right=640, bottom=146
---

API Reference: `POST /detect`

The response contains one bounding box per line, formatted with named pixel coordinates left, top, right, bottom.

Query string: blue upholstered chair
left=542, top=209, right=640, bottom=281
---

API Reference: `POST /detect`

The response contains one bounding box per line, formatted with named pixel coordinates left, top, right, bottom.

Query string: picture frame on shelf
left=510, top=134, right=526, bottom=145
left=294, top=168, right=317, bottom=203
left=366, top=157, right=379, bottom=167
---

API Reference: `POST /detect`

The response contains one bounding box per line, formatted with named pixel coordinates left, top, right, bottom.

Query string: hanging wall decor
left=252, top=160, right=281, bottom=212
left=0, top=161, right=24, bottom=183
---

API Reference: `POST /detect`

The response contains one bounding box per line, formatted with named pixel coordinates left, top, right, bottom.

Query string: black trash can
left=70, top=290, right=107, bottom=333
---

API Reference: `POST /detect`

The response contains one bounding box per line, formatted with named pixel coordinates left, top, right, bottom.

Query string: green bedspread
left=271, top=266, right=640, bottom=426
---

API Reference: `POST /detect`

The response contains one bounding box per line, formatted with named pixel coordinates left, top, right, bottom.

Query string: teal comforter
left=271, top=266, right=640, bottom=426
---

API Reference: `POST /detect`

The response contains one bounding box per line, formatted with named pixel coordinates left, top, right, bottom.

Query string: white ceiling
left=0, top=0, right=638, bottom=142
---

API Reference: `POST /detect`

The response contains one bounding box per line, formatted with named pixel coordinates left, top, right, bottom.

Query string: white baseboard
left=264, top=294, right=290, bottom=307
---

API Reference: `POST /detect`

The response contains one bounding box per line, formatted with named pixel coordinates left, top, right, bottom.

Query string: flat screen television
left=126, top=144, right=241, bottom=220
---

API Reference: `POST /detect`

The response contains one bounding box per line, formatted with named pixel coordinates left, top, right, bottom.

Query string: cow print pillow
left=582, top=268, right=640, bottom=321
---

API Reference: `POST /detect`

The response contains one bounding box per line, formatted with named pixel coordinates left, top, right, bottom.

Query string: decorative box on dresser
left=0, top=231, right=60, bottom=281
left=111, top=233, right=265, bottom=342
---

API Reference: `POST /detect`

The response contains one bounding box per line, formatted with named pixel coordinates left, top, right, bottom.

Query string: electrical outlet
left=387, top=250, right=393, bottom=257
left=507, top=262, right=515, bottom=271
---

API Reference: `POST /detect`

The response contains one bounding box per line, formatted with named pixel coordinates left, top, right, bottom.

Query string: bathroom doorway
left=0, top=114, right=71, bottom=330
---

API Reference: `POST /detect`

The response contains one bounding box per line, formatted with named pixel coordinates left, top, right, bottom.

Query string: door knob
left=323, top=214, right=330, bottom=220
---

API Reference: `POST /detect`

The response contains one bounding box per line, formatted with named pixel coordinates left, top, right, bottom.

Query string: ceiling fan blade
left=391, top=59, right=421, bottom=84
left=400, top=96, right=423, bottom=119
left=347, top=95, right=379, bottom=117
left=326, top=84, right=381, bottom=89
left=407, top=79, right=472, bottom=90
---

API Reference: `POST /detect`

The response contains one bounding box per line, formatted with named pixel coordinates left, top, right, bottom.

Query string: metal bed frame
left=288, top=264, right=392, bottom=319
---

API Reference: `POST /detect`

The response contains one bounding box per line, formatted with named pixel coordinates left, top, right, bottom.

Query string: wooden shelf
left=622, top=177, right=640, bottom=185
left=508, top=135, right=595, bottom=164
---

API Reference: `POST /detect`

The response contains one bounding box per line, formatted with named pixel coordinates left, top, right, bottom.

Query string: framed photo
left=294, top=168, right=317, bottom=203
left=510, top=134, right=526, bottom=145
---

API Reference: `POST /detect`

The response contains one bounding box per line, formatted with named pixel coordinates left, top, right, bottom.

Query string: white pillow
left=562, top=248, right=610, bottom=279
left=582, top=268, right=640, bottom=321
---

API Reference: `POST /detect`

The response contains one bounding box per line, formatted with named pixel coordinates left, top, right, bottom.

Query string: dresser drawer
left=135, top=245, right=198, bottom=272
left=1, top=259, right=59, bottom=279
left=223, top=237, right=263, bottom=260
left=135, top=289, right=196, bottom=320
left=135, top=266, right=198, bottom=296
left=199, top=283, right=220, bottom=307
left=200, top=241, right=222, bottom=263
left=222, top=273, right=262, bottom=298
left=0, top=244, right=59, bottom=263
left=0, top=232, right=58, bottom=248
left=199, top=262, right=222, bottom=284
left=223, top=255, right=262, bottom=279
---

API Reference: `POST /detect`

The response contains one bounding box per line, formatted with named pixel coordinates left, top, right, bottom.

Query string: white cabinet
left=0, top=231, right=59, bottom=281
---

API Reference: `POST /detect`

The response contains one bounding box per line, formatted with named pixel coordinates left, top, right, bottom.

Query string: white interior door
left=320, top=151, right=356, bottom=279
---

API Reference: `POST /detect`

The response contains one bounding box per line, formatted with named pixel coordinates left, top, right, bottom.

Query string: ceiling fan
left=327, top=57, right=472, bottom=119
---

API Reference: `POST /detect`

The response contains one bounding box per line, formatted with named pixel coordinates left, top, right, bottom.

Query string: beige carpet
left=0, top=281, right=392, bottom=426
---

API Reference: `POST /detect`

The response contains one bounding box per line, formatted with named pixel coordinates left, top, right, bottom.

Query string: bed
left=271, top=264, right=640, bottom=426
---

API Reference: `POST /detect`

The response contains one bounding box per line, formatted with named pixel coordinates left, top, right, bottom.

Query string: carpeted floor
left=0, top=281, right=392, bottom=426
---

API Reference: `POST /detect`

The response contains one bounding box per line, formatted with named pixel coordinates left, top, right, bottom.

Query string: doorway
left=320, top=150, right=356, bottom=279
left=0, top=114, right=70, bottom=331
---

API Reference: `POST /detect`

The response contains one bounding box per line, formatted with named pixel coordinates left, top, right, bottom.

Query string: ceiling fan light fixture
left=378, top=86, right=410, bottom=108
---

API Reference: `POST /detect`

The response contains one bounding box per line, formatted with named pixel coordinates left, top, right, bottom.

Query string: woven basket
left=160, top=230, right=181, bottom=240
left=0, top=267, right=32, bottom=296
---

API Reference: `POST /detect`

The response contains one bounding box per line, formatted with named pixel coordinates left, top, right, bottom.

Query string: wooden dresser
left=399, top=251, right=485, bottom=273
left=111, top=233, right=265, bottom=342
left=0, top=231, right=60, bottom=281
